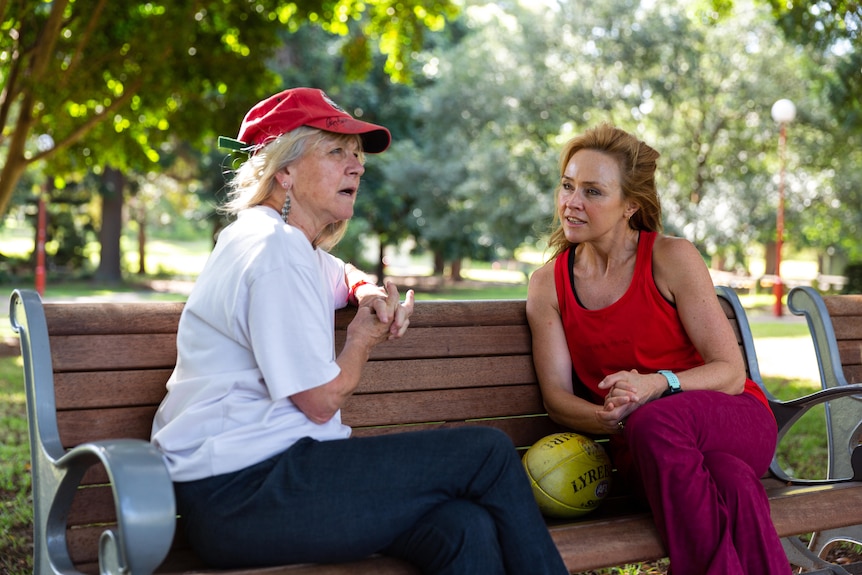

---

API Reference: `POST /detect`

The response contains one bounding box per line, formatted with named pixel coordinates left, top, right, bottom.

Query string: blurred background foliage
left=0, top=0, right=860, bottom=285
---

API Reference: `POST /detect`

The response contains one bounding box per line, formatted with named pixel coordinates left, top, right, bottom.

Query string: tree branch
left=28, top=0, right=70, bottom=82
left=32, top=77, right=145, bottom=162
left=61, top=0, right=107, bottom=87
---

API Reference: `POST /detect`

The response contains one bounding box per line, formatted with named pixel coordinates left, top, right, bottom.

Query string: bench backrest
left=819, top=293, right=862, bottom=384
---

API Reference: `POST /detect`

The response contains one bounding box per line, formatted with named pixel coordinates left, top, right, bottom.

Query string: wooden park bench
left=9, top=285, right=862, bottom=575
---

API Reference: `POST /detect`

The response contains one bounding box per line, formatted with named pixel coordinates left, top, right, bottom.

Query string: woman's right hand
left=292, top=283, right=414, bottom=424
left=349, top=281, right=414, bottom=348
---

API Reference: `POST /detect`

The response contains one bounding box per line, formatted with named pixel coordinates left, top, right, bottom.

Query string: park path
left=754, top=336, right=819, bottom=382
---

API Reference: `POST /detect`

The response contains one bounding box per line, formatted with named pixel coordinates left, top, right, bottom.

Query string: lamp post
left=771, top=99, right=796, bottom=317
left=35, top=134, right=55, bottom=297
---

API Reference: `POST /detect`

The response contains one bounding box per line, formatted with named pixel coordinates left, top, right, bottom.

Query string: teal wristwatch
left=659, top=370, right=682, bottom=397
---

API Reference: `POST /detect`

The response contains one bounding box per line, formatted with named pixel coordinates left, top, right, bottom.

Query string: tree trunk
left=433, top=251, right=445, bottom=276
left=450, top=258, right=462, bottom=281
left=764, top=240, right=777, bottom=276
left=136, top=194, right=146, bottom=275
left=375, top=239, right=385, bottom=282
left=94, top=167, right=125, bottom=283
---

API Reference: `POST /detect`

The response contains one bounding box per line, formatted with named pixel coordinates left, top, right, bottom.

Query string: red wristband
left=349, top=280, right=372, bottom=304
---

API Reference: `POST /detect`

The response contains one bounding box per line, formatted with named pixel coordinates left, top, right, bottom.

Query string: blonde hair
left=221, top=127, right=364, bottom=251
left=546, top=123, right=662, bottom=260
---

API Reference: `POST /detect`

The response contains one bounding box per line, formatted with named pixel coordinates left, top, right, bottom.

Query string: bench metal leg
left=809, top=525, right=862, bottom=560
left=783, top=536, right=854, bottom=574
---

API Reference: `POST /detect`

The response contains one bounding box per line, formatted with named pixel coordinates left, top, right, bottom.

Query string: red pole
left=773, top=123, right=786, bottom=317
left=35, top=194, right=46, bottom=296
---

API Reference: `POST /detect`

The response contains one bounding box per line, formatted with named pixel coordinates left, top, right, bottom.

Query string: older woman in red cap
left=151, top=88, right=567, bottom=575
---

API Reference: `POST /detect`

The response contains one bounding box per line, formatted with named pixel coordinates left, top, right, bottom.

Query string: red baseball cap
left=218, top=88, right=391, bottom=154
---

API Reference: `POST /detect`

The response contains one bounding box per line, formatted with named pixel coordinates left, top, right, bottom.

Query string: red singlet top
left=554, top=231, right=770, bottom=412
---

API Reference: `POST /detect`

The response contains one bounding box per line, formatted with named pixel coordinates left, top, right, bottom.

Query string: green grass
left=412, top=283, right=529, bottom=301
left=1, top=281, right=189, bottom=301
left=767, top=376, right=831, bottom=479
left=749, top=321, right=811, bottom=338
left=0, top=355, right=31, bottom=575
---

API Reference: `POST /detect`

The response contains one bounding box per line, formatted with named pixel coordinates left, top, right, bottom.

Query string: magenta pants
left=618, top=390, right=791, bottom=575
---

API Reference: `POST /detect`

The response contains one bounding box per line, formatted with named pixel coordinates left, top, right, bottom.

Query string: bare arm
left=657, top=236, right=746, bottom=394
left=291, top=281, right=415, bottom=423
left=526, top=262, right=620, bottom=435
left=600, top=236, right=747, bottom=408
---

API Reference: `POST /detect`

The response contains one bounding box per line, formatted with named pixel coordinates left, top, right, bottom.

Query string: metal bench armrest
left=10, top=289, right=175, bottom=575
left=52, top=440, right=176, bottom=575
left=715, top=286, right=862, bottom=484
left=788, top=286, right=862, bottom=482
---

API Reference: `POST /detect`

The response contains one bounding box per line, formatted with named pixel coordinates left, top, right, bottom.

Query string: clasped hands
left=595, top=369, right=663, bottom=433
left=356, top=280, right=414, bottom=340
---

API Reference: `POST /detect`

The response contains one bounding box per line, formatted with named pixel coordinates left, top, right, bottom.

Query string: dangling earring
left=281, top=186, right=291, bottom=224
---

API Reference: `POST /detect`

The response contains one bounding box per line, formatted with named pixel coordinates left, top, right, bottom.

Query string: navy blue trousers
left=174, top=426, right=567, bottom=574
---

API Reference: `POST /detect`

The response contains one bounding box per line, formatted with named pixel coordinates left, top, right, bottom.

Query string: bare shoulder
left=527, top=260, right=558, bottom=315
left=653, top=234, right=700, bottom=260
left=529, top=259, right=555, bottom=287
left=652, top=234, right=713, bottom=300
left=653, top=234, right=709, bottom=274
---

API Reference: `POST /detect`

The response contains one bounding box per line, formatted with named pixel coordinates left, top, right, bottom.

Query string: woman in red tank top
left=526, top=124, right=790, bottom=575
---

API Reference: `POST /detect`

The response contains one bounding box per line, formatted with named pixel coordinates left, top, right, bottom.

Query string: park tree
left=0, top=0, right=457, bottom=280
left=759, top=0, right=862, bottom=268
left=760, top=0, right=861, bottom=130
left=400, top=2, right=572, bottom=277
left=394, top=0, right=810, bottom=277
left=715, top=0, right=862, bottom=270
left=539, top=0, right=839, bottom=277
left=268, top=24, right=421, bottom=280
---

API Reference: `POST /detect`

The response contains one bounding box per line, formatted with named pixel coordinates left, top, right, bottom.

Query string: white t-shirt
left=151, top=206, right=352, bottom=482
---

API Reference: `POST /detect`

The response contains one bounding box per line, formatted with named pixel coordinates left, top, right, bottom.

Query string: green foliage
left=761, top=0, right=861, bottom=129
left=766, top=376, right=833, bottom=479
left=0, top=0, right=460, bottom=217
left=3, top=0, right=862, bottom=283
left=842, top=263, right=862, bottom=294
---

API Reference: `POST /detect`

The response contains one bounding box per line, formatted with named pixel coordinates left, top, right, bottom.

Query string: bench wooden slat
left=341, top=385, right=543, bottom=427
left=50, top=327, right=531, bottom=373
left=50, top=334, right=178, bottom=371
left=67, top=479, right=862, bottom=574
left=845, top=365, right=862, bottom=385
left=837, top=341, right=862, bottom=372
left=77, top=549, right=419, bottom=575
left=57, top=405, right=157, bottom=448
left=358, top=355, right=536, bottom=393
left=44, top=302, right=185, bottom=335
left=336, top=324, right=531, bottom=360
left=57, top=387, right=546, bottom=449
left=551, top=513, right=663, bottom=570
left=824, top=295, right=862, bottom=317
left=54, top=370, right=174, bottom=409
left=51, top=356, right=537, bottom=412
left=769, top=481, right=862, bottom=535
left=334, top=299, right=528, bottom=329
left=829, top=316, right=862, bottom=344
left=350, top=414, right=565, bottom=446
